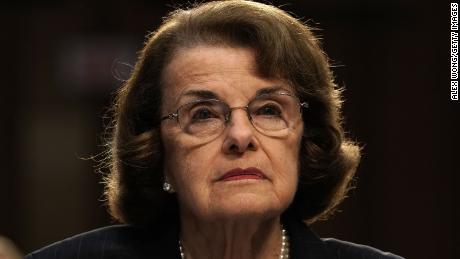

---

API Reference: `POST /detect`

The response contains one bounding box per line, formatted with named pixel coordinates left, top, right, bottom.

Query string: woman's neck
left=179, top=214, right=284, bottom=259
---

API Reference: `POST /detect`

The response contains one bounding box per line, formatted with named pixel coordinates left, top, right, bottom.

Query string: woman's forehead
left=161, top=45, right=258, bottom=88
left=160, top=45, right=293, bottom=107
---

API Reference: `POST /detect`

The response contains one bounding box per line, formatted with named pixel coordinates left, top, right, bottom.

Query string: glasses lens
left=176, top=94, right=302, bottom=139
left=249, top=93, right=300, bottom=136
left=178, top=99, right=227, bottom=137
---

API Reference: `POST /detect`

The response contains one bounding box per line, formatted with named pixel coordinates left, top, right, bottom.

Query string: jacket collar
left=283, top=218, right=334, bottom=259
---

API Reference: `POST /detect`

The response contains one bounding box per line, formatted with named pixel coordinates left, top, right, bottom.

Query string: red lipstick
left=219, top=167, right=266, bottom=181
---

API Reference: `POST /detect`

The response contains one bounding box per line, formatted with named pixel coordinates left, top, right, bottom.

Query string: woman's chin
left=205, top=194, right=284, bottom=221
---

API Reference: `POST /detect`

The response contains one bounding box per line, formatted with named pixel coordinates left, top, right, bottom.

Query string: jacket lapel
left=284, top=218, right=335, bottom=259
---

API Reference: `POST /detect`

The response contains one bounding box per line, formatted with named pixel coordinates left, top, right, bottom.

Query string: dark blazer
left=26, top=219, right=404, bottom=259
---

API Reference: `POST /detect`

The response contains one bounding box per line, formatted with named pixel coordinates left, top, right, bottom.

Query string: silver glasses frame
left=160, top=92, right=309, bottom=135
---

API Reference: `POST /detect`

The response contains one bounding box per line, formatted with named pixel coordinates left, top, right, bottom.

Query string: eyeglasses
left=161, top=92, right=308, bottom=140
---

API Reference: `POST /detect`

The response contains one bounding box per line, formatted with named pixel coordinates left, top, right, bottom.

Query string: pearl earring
left=163, top=181, right=174, bottom=193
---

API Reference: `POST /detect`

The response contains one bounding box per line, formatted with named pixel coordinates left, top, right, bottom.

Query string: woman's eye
left=191, top=108, right=215, bottom=120
left=256, top=105, right=282, bottom=116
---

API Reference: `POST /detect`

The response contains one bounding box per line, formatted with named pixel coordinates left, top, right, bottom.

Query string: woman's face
left=160, top=45, right=303, bottom=221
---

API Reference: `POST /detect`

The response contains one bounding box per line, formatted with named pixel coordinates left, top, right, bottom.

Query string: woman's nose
left=222, top=109, right=258, bottom=154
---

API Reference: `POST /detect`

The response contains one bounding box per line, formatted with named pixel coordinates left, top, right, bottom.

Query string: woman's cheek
left=177, top=152, right=208, bottom=187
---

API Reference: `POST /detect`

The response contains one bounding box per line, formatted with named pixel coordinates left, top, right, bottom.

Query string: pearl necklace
left=179, top=226, right=289, bottom=259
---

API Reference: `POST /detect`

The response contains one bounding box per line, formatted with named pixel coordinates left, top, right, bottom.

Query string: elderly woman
left=26, top=1, right=403, bottom=259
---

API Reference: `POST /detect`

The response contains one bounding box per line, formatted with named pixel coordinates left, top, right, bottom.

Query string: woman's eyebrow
left=255, top=86, right=291, bottom=96
left=180, top=85, right=290, bottom=102
left=181, top=89, right=220, bottom=100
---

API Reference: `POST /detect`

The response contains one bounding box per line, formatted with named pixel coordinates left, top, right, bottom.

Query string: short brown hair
left=104, top=0, right=361, bottom=226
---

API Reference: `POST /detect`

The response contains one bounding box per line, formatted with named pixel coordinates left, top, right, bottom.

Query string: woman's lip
left=219, top=167, right=266, bottom=181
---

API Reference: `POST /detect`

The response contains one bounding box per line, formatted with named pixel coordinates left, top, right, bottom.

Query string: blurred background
left=0, top=0, right=458, bottom=258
